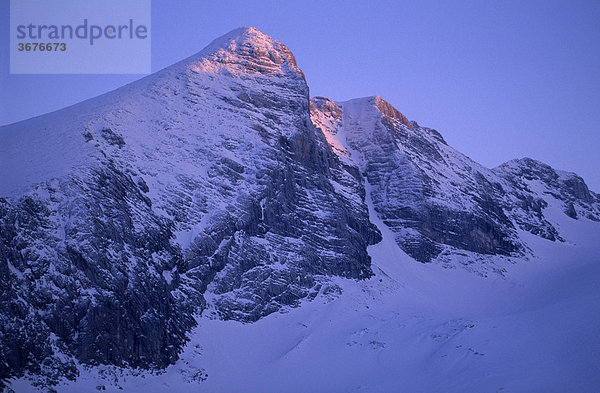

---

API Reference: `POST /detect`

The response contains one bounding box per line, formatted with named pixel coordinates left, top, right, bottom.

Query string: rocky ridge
left=311, top=96, right=599, bottom=268
left=1, top=27, right=599, bottom=387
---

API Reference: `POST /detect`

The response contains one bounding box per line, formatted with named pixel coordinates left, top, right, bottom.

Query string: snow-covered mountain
left=1, top=27, right=599, bottom=392
left=311, top=95, right=600, bottom=271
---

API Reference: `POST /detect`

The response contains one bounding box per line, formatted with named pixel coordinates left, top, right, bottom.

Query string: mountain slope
left=311, top=95, right=600, bottom=270
left=11, top=167, right=600, bottom=393
left=0, top=27, right=380, bottom=384
left=1, top=27, right=599, bottom=390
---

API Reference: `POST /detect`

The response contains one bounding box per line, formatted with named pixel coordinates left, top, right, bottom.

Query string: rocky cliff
left=1, top=27, right=598, bottom=387
left=311, top=96, right=599, bottom=268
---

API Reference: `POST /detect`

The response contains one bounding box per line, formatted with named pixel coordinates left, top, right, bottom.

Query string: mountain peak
left=341, top=96, right=413, bottom=129
left=372, top=96, right=413, bottom=129
left=186, top=26, right=304, bottom=78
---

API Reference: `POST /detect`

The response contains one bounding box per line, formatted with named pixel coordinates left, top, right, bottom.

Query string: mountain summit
left=1, top=27, right=599, bottom=390
left=187, top=26, right=304, bottom=77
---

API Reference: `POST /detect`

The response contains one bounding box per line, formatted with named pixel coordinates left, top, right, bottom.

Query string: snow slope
left=1, top=26, right=380, bottom=384
left=11, top=172, right=600, bottom=393
left=3, top=27, right=600, bottom=392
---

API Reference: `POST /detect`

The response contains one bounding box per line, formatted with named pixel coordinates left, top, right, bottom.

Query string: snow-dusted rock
left=0, top=27, right=380, bottom=384
left=311, top=95, right=600, bottom=264
left=1, top=27, right=598, bottom=388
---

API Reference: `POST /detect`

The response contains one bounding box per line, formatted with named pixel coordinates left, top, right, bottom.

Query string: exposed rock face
left=312, top=96, right=520, bottom=263
left=0, top=166, right=198, bottom=384
left=494, top=158, right=600, bottom=224
left=0, top=27, right=598, bottom=386
left=311, top=96, right=600, bottom=263
left=0, top=27, right=380, bottom=384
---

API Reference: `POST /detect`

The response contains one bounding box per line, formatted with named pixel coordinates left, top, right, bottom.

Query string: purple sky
left=2, top=0, right=599, bottom=191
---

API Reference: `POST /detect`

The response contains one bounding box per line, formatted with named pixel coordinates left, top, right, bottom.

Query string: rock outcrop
left=311, top=96, right=599, bottom=264
left=1, top=27, right=598, bottom=387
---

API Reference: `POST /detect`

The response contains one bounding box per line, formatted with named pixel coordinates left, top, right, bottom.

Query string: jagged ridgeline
left=1, top=27, right=599, bottom=385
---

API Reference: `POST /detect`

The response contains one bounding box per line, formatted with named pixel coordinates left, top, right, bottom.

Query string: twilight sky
left=1, top=0, right=599, bottom=190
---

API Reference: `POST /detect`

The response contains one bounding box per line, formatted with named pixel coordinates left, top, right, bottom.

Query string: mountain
left=1, top=27, right=599, bottom=391
left=311, top=95, right=600, bottom=270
